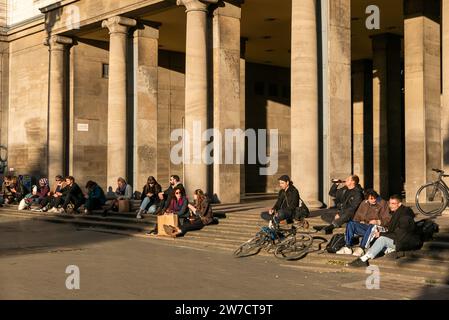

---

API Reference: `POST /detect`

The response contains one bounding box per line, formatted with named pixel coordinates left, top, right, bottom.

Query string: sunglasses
left=175, top=192, right=181, bottom=195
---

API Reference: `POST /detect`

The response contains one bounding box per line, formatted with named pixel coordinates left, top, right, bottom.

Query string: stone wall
left=7, top=30, right=49, bottom=177
left=157, top=50, right=185, bottom=187
left=71, top=41, right=109, bottom=189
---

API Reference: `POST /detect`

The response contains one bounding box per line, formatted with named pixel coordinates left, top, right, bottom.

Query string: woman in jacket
left=25, top=178, right=50, bottom=210
left=136, top=176, right=162, bottom=219
left=163, top=189, right=214, bottom=237
left=163, top=185, right=189, bottom=223
left=103, top=177, right=133, bottom=215
left=4, top=176, right=25, bottom=204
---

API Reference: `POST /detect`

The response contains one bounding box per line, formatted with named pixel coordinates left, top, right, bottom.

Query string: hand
left=269, top=209, right=274, bottom=215
left=374, top=231, right=381, bottom=238
left=158, top=192, right=164, bottom=200
left=369, top=220, right=380, bottom=225
left=147, top=193, right=153, bottom=197
left=335, top=213, right=340, bottom=220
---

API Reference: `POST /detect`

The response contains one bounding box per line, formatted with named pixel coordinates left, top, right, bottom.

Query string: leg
left=276, top=209, right=293, bottom=224
left=147, top=204, right=157, bottom=215
left=360, top=225, right=376, bottom=248
left=140, top=197, right=151, bottom=211
left=179, top=220, right=204, bottom=235
left=364, top=236, right=395, bottom=260
left=345, top=221, right=371, bottom=246
left=332, top=210, right=355, bottom=228
left=73, top=198, right=85, bottom=212
left=260, top=211, right=273, bottom=222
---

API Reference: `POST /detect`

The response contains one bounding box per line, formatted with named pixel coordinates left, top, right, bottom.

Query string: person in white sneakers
left=336, top=189, right=390, bottom=257
left=348, top=194, right=422, bottom=267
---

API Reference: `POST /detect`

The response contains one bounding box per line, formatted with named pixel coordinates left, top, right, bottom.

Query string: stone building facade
left=0, top=0, right=448, bottom=206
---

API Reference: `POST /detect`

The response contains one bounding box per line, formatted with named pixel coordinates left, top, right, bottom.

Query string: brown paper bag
left=157, top=213, right=179, bottom=236
left=118, top=199, right=130, bottom=213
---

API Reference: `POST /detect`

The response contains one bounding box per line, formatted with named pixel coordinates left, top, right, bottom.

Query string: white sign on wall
left=77, top=123, right=89, bottom=132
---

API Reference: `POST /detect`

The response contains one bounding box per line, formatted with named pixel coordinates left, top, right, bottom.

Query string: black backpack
left=415, top=219, right=439, bottom=242
left=294, top=198, right=310, bottom=221
left=325, top=233, right=346, bottom=253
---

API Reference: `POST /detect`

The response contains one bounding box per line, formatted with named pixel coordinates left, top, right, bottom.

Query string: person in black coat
left=315, top=175, right=364, bottom=234
left=348, top=194, right=422, bottom=267
left=261, top=175, right=300, bottom=224
left=61, top=176, right=85, bottom=214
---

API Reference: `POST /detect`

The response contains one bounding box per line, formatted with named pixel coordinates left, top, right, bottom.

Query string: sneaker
left=352, top=247, right=365, bottom=257
left=385, top=247, right=396, bottom=255
left=323, top=225, right=335, bottom=235
left=336, top=246, right=353, bottom=255
left=347, top=258, right=369, bottom=268
left=48, top=207, right=58, bottom=213
left=136, top=213, right=143, bottom=219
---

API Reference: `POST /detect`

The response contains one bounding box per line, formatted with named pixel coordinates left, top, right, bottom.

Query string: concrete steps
left=2, top=202, right=449, bottom=284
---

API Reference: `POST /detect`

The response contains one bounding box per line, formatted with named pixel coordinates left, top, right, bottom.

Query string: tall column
left=240, top=38, right=247, bottom=196
left=102, top=16, right=136, bottom=188
left=443, top=0, right=449, bottom=174
left=212, top=2, right=241, bottom=204
left=177, top=0, right=217, bottom=197
left=325, top=0, right=352, bottom=199
left=45, top=35, right=72, bottom=180
left=133, top=25, right=159, bottom=191
left=404, top=0, right=441, bottom=202
left=372, top=34, right=402, bottom=198
left=352, top=60, right=373, bottom=190
left=291, top=0, right=321, bottom=207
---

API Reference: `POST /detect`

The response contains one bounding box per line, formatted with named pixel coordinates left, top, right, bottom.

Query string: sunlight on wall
left=7, top=0, right=58, bottom=26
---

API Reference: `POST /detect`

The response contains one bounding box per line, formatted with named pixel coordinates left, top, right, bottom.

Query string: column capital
left=212, top=1, right=242, bottom=19
left=177, top=0, right=218, bottom=13
left=44, top=35, right=73, bottom=50
left=102, top=16, right=137, bottom=34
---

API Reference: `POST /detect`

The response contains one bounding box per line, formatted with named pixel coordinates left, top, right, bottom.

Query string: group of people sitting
left=0, top=173, right=214, bottom=238
left=262, top=174, right=423, bottom=267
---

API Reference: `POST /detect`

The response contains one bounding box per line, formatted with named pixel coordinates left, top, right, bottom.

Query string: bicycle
left=415, top=168, right=449, bottom=216
left=233, top=216, right=313, bottom=260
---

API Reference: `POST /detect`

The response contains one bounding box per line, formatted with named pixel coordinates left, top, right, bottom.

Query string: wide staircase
left=1, top=196, right=449, bottom=285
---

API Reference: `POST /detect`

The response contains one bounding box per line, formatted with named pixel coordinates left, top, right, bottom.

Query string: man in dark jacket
left=261, top=175, right=300, bottom=224
left=348, top=194, right=422, bottom=267
left=61, top=176, right=85, bottom=214
left=316, top=175, right=364, bottom=234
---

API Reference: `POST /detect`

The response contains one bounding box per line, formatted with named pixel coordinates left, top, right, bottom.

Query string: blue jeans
left=366, top=236, right=396, bottom=259
left=345, top=221, right=372, bottom=248
left=140, top=197, right=157, bottom=214
left=261, top=209, right=293, bottom=224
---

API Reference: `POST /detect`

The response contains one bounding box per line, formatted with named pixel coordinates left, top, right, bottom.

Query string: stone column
left=443, top=0, right=449, bottom=174
left=212, top=2, right=241, bottom=204
left=291, top=0, right=321, bottom=207
left=404, top=0, right=441, bottom=202
left=177, top=0, right=217, bottom=197
left=325, top=0, right=352, bottom=198
left=133, top=25, right=159, bottom=191
left=45, top=35, right=73, bottom=180
left=372, top=34, right=402, bottom=198
left=102, top=16, right=136, bottom=188
left=240, top=38, right=247, bottom=196
left=352, top=60, right=373, bottom=190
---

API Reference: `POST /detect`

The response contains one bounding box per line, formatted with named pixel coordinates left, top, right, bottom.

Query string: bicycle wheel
left=234, top=233, right=267, bottom=258
left=415, top=183, right=449, bottom=216
left=274, top=234, right=313, bottom=261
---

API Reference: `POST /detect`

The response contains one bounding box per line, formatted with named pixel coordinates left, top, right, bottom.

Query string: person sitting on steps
left=348, top=194, right=422, bottom=267
left=163, top=189, right=214, bottom=237
left=336, top=189, right=390, bottom=257
left=103, top=177, right=133, bottom=216
left=314, top=175, right=364, bottom=234
left=136, top=176, right=162, bottom=219
left=84, top=181, right=107, bottom=215
left=261, top=175, right=300, bottom=225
